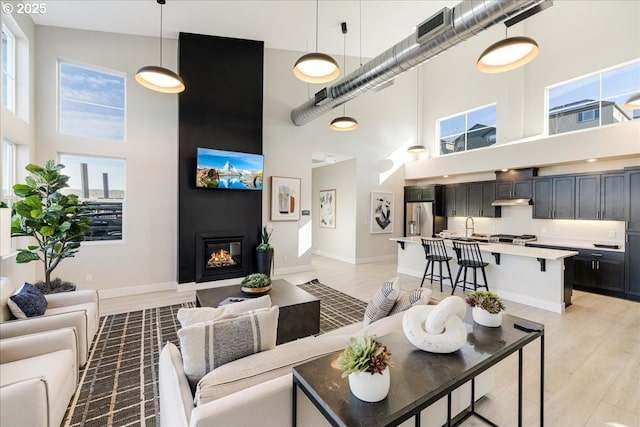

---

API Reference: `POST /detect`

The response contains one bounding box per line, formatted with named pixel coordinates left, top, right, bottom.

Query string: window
left=2, top=140, right=16, bottom=207
left=59, top=61, right=126, bottom=141
left=438, top=104, right=497, bottom=155
left=547, top=61, right=640, bottom=136
left=59, top=154, right=125, bottom=242
left=1, top=25, right=16, bottom=112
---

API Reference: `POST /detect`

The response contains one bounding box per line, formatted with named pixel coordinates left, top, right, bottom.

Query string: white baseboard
left=355, top=254, right=397, bottom=264
left=496, top=290, right=564, bottom=314
left=311, top=249, right=356, bottom=264
left=98, top=281, right=177, bottom=299
left=397, top=267, right=425, bottom=278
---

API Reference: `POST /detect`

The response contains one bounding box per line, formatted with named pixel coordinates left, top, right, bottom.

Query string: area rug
left=63, top=280, right=367, bottom=427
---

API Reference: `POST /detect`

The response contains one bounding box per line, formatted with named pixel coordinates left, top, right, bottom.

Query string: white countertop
left=390, top=236, right=579, bottom=260
left=527, top=238, right=624, bottom=253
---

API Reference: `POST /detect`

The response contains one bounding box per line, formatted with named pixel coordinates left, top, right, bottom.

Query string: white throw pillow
left=178, top=305, right=279, bottom=387
left=177, top=295, right=271, bottom=327
left=388, top=287, right=432, bottom=315
left=363, top=277, right=401, bottom=326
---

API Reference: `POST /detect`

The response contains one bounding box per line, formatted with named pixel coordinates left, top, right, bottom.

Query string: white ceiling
left=30, top=0, right=459, bottom=58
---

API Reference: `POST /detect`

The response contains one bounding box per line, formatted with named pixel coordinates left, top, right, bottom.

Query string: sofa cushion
left=363, top=277, right=400, bottom=326
left=159, top=342, right=194, bottom=425
left=177, top=295, right=271, bottom=328
left=195, top=333, right=349, bottom=405
left=7, top=283, right=48, bottom=319
left=389, top=288, right=432, bottom=315
left=0, top=278, right=15, bottom=322
left=178, top=306, right=279, bottom=387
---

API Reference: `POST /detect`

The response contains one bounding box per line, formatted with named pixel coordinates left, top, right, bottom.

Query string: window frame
left=437, top=103, right=497, bottom=155
left=1, top=24, right=16, bottom=112
left=57, top=59, right=127, bottom=142
left=2, top=140, right=16, bottom=207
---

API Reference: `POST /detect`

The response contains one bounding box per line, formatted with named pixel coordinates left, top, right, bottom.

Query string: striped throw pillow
left=363, top=277, right=401, bottom=326
left=389, top=288, right=432, bottom=315
left=178, top=306, right=279, bottom=387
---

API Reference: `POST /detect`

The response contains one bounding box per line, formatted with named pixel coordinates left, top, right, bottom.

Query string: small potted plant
left=256, top=226, right=274, bottom=277
left=337, top=335, right=392, bottom=402
left=240, top=273, right=272, bottom=295
left=465, top=290, right=506, bottom=327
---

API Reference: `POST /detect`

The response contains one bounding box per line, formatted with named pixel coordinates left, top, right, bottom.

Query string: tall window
left=1, top=140, right=16, bottom=206
left=1, top=25, right=16, bottom=112
left=547, top=61, right=640, bottom=136
left=438, top=104, right=497, bottom=155
left=59, top=154, right=126, bottom=242
left=59, top=61, right=126, bottom=141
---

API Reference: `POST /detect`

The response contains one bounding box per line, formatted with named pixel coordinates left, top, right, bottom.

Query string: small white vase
left=472, top=307, right=502, bottom=327
left=348, top=369, right=390, bottom=402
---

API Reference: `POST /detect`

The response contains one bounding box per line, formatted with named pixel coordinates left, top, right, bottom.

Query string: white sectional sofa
left=159, top=311, right=494, bottom=427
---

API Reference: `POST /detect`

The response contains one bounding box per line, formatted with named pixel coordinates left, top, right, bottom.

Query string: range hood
left=491, top=199, right=532, bottom=206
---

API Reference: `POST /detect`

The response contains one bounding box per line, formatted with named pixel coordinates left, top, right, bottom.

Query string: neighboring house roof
left=549, top=99, right=632, bottom=121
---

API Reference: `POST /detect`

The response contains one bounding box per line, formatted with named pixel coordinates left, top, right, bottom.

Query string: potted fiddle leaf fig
left=10, top=160, right=91, bottom=293
left=256, top=226, right=274, bottom=277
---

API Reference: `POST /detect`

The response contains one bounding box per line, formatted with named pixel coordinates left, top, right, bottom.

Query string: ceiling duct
left=291, top=0, right=551, bottom=126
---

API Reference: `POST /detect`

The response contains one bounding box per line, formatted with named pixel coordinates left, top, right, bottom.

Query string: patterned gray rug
left=63, top=280, right=367, bottom=426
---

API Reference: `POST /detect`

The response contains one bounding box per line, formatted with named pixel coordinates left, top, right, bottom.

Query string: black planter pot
left=256, top=248, right=274, bottom=277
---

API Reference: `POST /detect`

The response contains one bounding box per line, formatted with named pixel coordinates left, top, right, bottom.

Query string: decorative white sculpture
left=402, top=296, right=468, bottom=353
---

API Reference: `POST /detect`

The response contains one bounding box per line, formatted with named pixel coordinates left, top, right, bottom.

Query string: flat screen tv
left=196, top=147, right=264, bottom=190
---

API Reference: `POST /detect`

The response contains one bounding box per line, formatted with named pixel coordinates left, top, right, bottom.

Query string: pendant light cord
left=416, top=69, right=420, bottom=144
left=315, top=0, right=319, bottom=52
left=159, top=1, right=164, bottom=66
left=359, top=0, right=362, bottom=67
left=343, top=25, right=347, bottom=115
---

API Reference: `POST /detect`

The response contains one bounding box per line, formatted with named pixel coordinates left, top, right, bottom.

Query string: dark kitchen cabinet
left=495, top=180, right=532, bottom=199
left=467, top=182, right=500, bottom=218
left=627, top=168, right=640, bottom=232
left=573, top=249, right=625, bottom=295
left=405, top=186, right=436, bottom=202
left=625, top=233, right=640, bottom=300
left=575, top=173, right=624, bottom=220
left=444, top=184, right=467, bottom=217
left=533, top=176, right=575, bottom=219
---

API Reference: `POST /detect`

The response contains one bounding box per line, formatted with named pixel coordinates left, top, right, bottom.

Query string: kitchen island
left=391, top=236, right=578, bottom=313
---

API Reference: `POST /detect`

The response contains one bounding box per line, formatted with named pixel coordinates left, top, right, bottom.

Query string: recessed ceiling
left=30, top=1, right=459, bottom=58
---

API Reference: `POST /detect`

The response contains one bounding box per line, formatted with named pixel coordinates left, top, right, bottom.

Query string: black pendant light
left=330, top=22, right=358, bottom=131
left=136, top=0, right=185, bottom=93
left=293, top=0, right=340, bottom=84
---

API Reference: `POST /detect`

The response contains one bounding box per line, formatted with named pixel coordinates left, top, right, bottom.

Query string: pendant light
left=407, top=68, right=427, bottom=153
left=136, top=0, right=185, bottom=93
left=293, top=0, right=340, bottom=84
left=623, top=94, right=640, bottom=110
left=330, top=22, right=358, bottom=131
left=477, top=27, right=539, bottom=74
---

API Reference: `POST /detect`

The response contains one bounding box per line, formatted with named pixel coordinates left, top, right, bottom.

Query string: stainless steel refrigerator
left=405, top=202, right=434, bottom=237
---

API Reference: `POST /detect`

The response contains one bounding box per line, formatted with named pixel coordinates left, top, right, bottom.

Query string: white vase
left=472, top=307, right=502, bottom=327
left=348, top=369, right=390, bottom=402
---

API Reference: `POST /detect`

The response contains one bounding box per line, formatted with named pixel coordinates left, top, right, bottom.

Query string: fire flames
left=207, top=249, right=236, bottom=268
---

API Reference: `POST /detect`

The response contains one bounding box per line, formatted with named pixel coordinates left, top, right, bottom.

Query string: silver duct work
left=290, top=0, right=549, bottom=126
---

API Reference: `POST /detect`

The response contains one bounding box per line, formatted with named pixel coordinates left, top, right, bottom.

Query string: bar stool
left=451, top=240, right=490, bottom=295
left=420, top=237, right=454, bottom=292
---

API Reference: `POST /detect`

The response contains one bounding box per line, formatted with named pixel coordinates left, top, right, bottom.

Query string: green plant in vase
left=256, top=226, right=274, bottom=277
left=337, top=335, right=393, bottom=402
left=240, top=273, right=272, bottom=294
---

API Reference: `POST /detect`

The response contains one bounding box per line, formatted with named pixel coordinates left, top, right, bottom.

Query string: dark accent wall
left=178, top=33, right=264, bottom=283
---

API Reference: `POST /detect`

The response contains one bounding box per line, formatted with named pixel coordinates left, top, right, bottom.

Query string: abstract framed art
left=319, top=189, right=336, bottom=228
left=271, top=176, right=301, bottom=221
left=370, top=192, right=394, bottom=233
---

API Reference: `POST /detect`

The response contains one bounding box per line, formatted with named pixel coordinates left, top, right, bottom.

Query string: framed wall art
left=370, top=192, right=394, bottom=233
left=270, top=176, right=301, bottom=221
left=319, top=189, right=336, bottom=228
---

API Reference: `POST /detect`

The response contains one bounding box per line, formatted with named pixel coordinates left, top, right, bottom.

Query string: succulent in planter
left=241, top=273, right=272, bottom=288
left=256, top=226, right=274, bottom=277
left=337, top=335, right=392, bottom=377
left=257, top=226, right=273, bottom=251
left=465, top=291, right=505, bottom=314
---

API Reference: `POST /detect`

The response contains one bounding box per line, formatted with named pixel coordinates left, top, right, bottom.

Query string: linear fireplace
left=195, top=233, right=249, bottom=282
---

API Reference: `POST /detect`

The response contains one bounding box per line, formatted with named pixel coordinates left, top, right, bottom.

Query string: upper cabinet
left=444, top=184, right=467, bottom=217
left=495, top=180, right=533, bottom=199
left=533, top=176, right=575, bottom=219
left=467, top=182, right=501, bottom=218
left=575, top=173, right=625, bottom=221
left=627, top=168, right=640, bottom=232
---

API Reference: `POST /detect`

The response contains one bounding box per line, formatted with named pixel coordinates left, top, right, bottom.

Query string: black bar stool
left=451, top=240, right=490, bottom=295
left=420, top=238, right=454, bottom=292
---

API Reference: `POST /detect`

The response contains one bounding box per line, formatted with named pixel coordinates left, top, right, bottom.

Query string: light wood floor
left=101, top=255, right=640, bottom=427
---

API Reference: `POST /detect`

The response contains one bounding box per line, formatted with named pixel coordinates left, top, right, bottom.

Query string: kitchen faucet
left=465, top=216, right=475, bottom=238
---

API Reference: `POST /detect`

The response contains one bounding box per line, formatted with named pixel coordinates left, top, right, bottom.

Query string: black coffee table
left=292, top=313, right=544, bottom=427
left=196, top=279, right=320, bottom=345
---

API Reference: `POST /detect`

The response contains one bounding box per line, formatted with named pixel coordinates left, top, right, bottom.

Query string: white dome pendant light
left=136, top=0, right=185, bottom=93
left=330, top=22, right=358, bottom=131
left=293, top=0, right=340, bottom=84
left=407, top=68, right=427, bottom=153
left=623, top=93, right=640, bottom=110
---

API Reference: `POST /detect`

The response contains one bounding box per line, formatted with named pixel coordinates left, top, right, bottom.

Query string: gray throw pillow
left=178, top=305, right=279, bottom=387
left=388, top=287, right=432, bottom=315
left=7, top=283, right=48, bottom=319
left=363, top=277, right=400, bottom=326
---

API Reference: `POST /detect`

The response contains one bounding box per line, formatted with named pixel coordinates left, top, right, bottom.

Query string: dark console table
left=196, top=279, right=320, bottom=345
left=292, top=313, right=544, bottom=427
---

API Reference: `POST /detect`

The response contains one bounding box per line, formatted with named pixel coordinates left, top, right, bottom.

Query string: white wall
left=312, top=160, right=357, bottom=262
